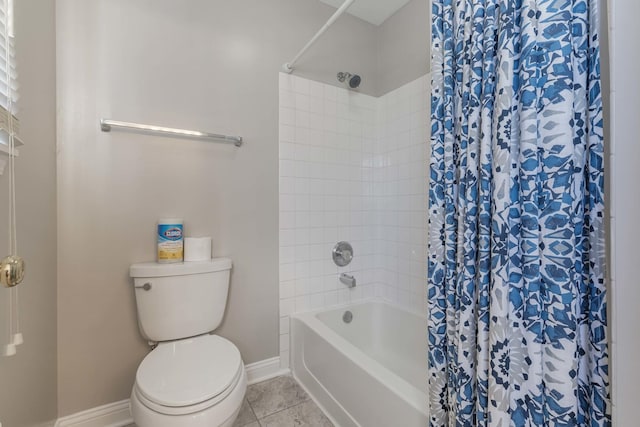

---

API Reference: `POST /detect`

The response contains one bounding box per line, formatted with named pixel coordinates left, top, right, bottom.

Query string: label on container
left=157, top=223, right=184, bottom=262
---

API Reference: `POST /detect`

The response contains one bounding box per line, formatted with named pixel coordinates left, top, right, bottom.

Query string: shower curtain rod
left=282, top=0, right=355, bottom=73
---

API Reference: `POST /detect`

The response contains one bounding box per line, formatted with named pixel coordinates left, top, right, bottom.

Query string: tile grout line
left=254, top=398, right=315, bottom=425
left=245, top=397, right=259, bottom=427
left=247, top=393, right=312, bottom=422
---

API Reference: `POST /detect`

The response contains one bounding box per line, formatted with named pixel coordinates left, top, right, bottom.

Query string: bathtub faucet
left=340, top=273, right=356, bottom=288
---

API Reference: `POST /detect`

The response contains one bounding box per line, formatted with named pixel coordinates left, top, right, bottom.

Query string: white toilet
left=129, top=258, right=246, bottom=427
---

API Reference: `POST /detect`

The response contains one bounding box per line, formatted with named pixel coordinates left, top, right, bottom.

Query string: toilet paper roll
left=184, top=237, right=212, bottom=262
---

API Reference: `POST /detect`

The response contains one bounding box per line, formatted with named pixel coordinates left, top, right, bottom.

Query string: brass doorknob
left=0, top=255, right=25, bottom=288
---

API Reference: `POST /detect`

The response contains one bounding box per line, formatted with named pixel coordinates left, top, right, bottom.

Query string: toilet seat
left=135, top=334, right=244, bottom=415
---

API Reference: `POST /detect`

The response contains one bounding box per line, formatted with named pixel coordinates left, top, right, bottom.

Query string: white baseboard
left=54, top=356, right=288, bottom=427
left=54, top=400, right=132, bottom=427
left=245, top=356, right=290, bottom=385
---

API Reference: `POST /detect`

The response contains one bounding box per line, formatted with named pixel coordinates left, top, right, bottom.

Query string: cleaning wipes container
left=157, top=218, right=184, bottom=263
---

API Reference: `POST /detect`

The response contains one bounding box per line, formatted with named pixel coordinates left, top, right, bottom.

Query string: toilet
left=129, top=258, right=246, bottom=427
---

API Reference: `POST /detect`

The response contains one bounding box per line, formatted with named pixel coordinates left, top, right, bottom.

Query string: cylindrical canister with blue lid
left=157, top=218, right=184, bottom=263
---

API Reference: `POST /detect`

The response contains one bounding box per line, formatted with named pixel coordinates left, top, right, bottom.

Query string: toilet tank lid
left=130, top=258, right=232, bottom=278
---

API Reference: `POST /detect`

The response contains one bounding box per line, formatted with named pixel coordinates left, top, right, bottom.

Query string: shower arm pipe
left=282, top=0, right=355, bottom=73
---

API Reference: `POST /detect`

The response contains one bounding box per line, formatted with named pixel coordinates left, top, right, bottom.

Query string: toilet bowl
left=129, top=258, right=244, bottom=427
left=130, top=335, right=246, bottom=427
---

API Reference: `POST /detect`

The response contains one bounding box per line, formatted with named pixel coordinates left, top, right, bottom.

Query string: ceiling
left=317, top=0, right=412, bottom=26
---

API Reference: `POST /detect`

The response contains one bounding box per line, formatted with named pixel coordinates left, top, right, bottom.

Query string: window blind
left=0, top=0, right=18, bottom=145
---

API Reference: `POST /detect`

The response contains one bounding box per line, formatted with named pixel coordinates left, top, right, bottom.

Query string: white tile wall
left=374, top=75, right=429, bottom=314
left=278, top=73, right=429, bottom=369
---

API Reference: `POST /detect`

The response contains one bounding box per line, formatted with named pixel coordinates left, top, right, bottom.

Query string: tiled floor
left=127, top=375, right=333, bottom=427
left=234, top=375, right=333, bottom=427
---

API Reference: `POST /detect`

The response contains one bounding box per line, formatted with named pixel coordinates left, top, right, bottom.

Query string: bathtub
left=290, top=299, right=428, bottom=427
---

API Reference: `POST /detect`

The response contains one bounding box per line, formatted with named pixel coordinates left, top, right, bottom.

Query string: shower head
left=337, top=72, right=361, bottom=89
left=348, top=74, right=361, bottom=89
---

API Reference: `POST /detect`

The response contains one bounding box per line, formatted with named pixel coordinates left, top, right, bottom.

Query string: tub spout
left=340, top=273, right=356, bottom=288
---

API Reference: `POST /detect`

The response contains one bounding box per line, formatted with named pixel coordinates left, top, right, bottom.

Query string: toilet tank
left=129, top=258, right=232, bottom=342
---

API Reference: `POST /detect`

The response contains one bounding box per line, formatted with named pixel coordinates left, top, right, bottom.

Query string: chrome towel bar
left=100, top=119, right=243, bottom=147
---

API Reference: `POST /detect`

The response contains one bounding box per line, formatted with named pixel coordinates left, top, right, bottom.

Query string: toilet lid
left=136, top=335, right=243, bottom=407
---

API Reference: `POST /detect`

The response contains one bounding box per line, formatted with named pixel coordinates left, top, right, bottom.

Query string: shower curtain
left=427, top=0, right=610, bottom=426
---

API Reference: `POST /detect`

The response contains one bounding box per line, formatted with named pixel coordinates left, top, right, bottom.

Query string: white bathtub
left=290, top=299, right=428, bottom=427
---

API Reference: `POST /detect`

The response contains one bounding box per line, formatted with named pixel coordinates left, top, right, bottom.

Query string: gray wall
left=55, top=0, right=380, bottom=417
left=0, top=0, right=58, bottom=426
left=608, top=0, right=640, bottom=423
left=376, top=0, right=430, bottom=96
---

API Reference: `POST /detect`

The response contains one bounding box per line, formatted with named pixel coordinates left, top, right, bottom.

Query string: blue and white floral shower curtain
left=428, top=0, right=610, bottom=425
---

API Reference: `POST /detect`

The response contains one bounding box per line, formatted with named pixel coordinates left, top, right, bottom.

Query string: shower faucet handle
left=332, top=241, right=353, bottom=267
